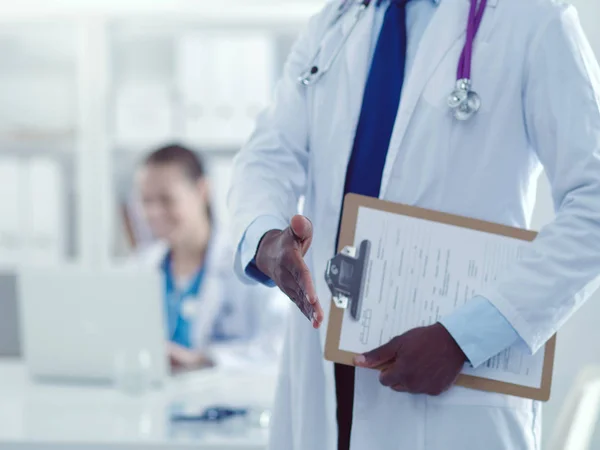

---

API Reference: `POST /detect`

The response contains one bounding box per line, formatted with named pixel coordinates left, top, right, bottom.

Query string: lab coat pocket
left=424, top=401, right=539, bottom=450
left=425, top=384, right=533, bottom=409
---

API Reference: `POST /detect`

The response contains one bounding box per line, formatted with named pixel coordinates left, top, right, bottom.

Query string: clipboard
left=324, top=193, right=556, bottom=402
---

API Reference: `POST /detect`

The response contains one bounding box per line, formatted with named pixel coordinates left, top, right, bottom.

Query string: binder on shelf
left=208, top=159, right=234, bottom=225
left=226, top=34, right=275, bottom=141
left=0, top=157, right=25, bottom=263
left=176, top=32, right=275, bottom=147
left=23, top=157, right=65, bottom=263
left=177, top=33, right=218, bottom=144
left=114, top=82, right=175, bottom=148
left=0, top=74, right=75, bottom=136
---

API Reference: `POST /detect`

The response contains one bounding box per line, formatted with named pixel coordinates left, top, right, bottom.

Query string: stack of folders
left=176, top=31, right=276, bottom=147
left=0, top=157, right=24, bottom=264
left=114, top=81, right=175, bottom=147
left=25, top=158, right=65, bottom=263
left=207, top=159, right=234, bottom=226
left=0, top=157, right=65, bottom=265
left=0, top=73, right=75, bottom=136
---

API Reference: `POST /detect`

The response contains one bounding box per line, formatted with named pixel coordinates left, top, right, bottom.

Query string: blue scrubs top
left=162, top=252, right=206, bottom=349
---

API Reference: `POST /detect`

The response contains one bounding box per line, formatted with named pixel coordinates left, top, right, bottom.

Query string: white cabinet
left=176, top=31, right=276, bottom=147
left=0, top=22, right=78, bottom=265
left=0, top=1, right=322, bottom=267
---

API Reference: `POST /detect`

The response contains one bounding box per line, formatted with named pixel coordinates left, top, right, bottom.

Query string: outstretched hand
left=256, top=215, right=324, bottom=328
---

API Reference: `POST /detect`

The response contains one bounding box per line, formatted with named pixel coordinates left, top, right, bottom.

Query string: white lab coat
left=138, top=230, right=288, bottom=368
left=229, top=0, right=600, bottom=448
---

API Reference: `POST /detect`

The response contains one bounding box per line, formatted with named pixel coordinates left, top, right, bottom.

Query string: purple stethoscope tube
left=298, top=0, right=488, bottom=121
left=458, top=0, right=487, bottom=80
left=449, top=0, right=487, bottom=120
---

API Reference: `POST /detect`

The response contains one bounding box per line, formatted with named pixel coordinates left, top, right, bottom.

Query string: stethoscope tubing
left=299, top=0, right=487, bottom=120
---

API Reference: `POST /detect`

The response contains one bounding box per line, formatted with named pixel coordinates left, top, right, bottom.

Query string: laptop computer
left=18, top=265, right=168, bottom=385
left=0, top=271, right=20, bottom=357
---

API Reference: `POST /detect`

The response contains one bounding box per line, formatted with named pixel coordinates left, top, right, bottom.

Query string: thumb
left=354, top=339, right=398, bottom=369
left=289, top=215, right=313, bottom=253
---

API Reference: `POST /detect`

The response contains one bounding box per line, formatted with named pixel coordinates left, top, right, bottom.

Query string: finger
left=354, top=338, right=398, bottom=368
left=391, top=384, right=408, bottom=393
left=289, top=215, right=313, bottom=254
left=279, top=273, right=313, bottom=319
left=379, top=362, right=404, bottom=388
left=287, top=252, right=324, bottom=326
left=279, top=264, right=322, bottom=328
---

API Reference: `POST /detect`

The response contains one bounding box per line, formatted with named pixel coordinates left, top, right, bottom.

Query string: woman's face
left=137, top=163, right=209, bottom=244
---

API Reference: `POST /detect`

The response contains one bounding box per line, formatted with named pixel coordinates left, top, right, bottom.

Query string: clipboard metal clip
left=324, top=239, right=371, bottom=321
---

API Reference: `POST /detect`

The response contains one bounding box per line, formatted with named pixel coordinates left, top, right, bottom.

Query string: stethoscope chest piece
left=448, top=78, right=481, bottom=121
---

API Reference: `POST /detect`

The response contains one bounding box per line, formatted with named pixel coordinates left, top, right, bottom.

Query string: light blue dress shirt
left=240, top=0, right=521, bottom=369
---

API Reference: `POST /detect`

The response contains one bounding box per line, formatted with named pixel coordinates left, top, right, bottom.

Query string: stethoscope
left=298, top=0, right=488, bottom=121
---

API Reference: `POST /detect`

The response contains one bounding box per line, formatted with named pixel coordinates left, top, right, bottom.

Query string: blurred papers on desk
left=176, top=32, right=276, bottom=147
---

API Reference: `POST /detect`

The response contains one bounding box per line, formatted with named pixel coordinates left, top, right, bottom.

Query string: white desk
left=0, top=361, right=277, bottom=449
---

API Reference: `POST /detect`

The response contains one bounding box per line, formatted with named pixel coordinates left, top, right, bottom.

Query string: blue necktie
left=335, top=5, right=411, bottom=448
left=343, top=0, right=410, bottom=198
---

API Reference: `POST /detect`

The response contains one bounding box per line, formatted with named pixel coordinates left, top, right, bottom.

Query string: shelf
left=0, top=1, right=324, bottom=25
left=0, top=1, right=320, bottom=269
left=0, top=132, right=76, bottom=155
left=113, top=140, right=242, bottom=155
left=0, top=259, right=83, bottom=273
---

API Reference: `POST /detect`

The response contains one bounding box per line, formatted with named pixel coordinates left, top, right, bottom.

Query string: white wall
left=572, top=0, right=600, bottom=55
left=536, top=1, right=600, bottom=446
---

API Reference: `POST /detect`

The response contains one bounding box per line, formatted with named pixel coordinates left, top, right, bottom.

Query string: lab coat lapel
left=340, top=2, right=377, bottom=147
left=342, top=3, right=375, bottom=126
left=320, top=4, right=376, bottom=216
left=317, top=6, right=377, bottom=351
left=380, top=0, right=470, bottom=196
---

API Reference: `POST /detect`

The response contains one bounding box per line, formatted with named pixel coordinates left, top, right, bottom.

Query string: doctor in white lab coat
left=228, top=0, right=600, bottom=449
left=137, top=144, right=287, bottom=370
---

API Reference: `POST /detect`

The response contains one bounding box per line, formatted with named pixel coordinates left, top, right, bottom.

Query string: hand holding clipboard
left=324, top=194, right=556, bottom=402
left=325, top=234, right=468, bottom=396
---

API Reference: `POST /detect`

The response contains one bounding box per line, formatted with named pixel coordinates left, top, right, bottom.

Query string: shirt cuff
left=239, top=215, right=288, bottom=287
left=440, top=296, right=521, bottom=368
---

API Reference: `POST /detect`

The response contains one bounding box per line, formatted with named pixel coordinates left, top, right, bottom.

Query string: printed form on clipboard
left=324, top=194, right=556, bottom=402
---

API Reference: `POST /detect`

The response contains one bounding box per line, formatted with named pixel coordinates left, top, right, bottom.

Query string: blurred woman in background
left=136, top=144, right=286, bottom=371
